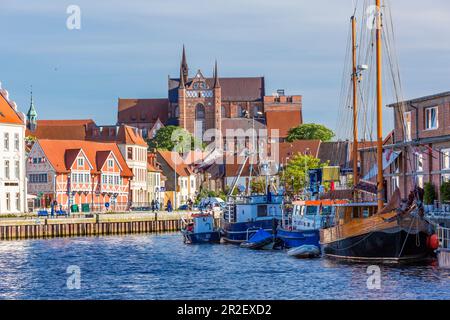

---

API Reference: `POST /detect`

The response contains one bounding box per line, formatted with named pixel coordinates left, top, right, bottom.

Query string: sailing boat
left=320, top=1, right=434, bottom=263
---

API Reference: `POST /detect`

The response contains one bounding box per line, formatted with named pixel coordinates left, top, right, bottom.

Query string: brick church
left=117, top=46, right=303, bottom=142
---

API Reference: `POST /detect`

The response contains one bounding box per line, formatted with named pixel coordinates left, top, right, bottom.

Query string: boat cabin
left=283, top=200, right=348, bottom=231
left=223, top=194, right=283, bottom=224
left=192, top=214, right=215, bottom=234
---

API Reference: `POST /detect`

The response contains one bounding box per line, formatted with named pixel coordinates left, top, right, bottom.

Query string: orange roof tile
left=86, top=125, right=148, bottom=147
left=0, top=91, right=23, bottom=125
left=37, top=139, right=132, bottom=177
left=157, top=150, right=192, bottom=177
left=37, top=119, right=95, bottom=126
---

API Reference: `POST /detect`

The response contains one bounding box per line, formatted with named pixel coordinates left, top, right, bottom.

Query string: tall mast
left=376, top=0, right=384, bottom=210
left=351, top=16, right=359, bottom=188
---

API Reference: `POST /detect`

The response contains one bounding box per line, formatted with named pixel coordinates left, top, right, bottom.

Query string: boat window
left=306, top=206, right=317, bottom=215
left=257, top=205, right=268, bottom=217
left=322, top=206, right=332, bottom=215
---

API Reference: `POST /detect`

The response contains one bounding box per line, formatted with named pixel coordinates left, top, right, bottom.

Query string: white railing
left=437, top=226, right=450, bottom=249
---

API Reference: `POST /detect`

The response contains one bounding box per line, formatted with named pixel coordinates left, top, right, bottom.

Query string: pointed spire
left=180, top=44, right=188, bottom=84
left=27, top=85, right=37, bottom=130
left=213, top=60, right=220, bottom=88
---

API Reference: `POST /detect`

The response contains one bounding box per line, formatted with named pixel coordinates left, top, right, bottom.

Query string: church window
left=221, top=106, right=227, bottom=118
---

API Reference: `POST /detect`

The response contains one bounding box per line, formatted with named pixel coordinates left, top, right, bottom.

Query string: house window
left=15, top=193, right=20, bottom=211
left=108, top=159, right=114, bottom=169
left=425, top=107, right=438, bottom=130
left=391, top=176, right=399, bottom=194
left=442, top=174, right=450, bottom=183
left=4, top=160, right=10, bottom=179
left=415, top=153, right=424, bottom=172
left=15, top=161, right=20, bottom=179
left=4, top=133, right=9, bottom=151
left=416, top=175, right=424, bottom=188
left=6, top=193, right=11, bottom=211
left=77, top=158, right=84, bottom=167
left=442, top=149, right=450, bottom=170
left=14, top=133, right=19, bottom=151
left=127, top=147, right=133, bottom=160
left=403, top=111, right=412, bottom=141
left=29, top=173, right=48, bottom=183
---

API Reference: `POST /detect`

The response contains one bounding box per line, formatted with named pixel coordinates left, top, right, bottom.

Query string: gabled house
left=27, top=139, right=132, bottom=212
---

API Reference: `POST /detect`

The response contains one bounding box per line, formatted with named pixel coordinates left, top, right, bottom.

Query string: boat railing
left=246, top=227, right=261, bottom=241
left=223, top=203, right=236, bottom=223
left=437, top=226, right=450, bottom=250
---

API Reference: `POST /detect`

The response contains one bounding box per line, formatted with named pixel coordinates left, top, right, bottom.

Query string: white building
left=0, top=86, right=27, bottom=214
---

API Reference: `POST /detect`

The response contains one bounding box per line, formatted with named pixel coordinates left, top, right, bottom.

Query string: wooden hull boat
left=320, top=202, right=434, bottom=263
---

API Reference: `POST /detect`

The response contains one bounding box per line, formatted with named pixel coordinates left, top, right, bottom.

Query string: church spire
left=213, top=60, right=220, bottom=88
left=180, top=44, right=188, bottom=85
left=26, top=85, right=37, bottom=131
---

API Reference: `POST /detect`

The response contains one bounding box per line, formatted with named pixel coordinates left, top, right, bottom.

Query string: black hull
left=321, top=228, right=432, bottom=263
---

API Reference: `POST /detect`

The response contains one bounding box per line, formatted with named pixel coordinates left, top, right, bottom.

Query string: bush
left=440, top=181, right=450, bottom=203
left=423, top=182, right=436, bottom=205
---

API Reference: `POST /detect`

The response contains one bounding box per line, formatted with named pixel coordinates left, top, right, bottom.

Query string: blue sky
left=1, top=0, right=449, bottom=138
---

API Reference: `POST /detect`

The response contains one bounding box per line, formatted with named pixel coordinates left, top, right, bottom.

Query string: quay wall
left=0, top=212, right=221, bottom=241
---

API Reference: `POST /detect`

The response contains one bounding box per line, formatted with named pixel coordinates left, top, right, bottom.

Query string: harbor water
left=0, top=233, right=449, bottom=300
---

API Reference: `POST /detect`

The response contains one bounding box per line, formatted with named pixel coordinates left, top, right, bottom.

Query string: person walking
left=151, top=199, right=155, bottom=212
left=167, top=199, right=172, bottom=212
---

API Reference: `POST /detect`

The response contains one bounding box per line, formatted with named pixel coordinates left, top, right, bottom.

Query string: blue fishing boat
left=181, top=213, right=221, bottom=244
left=277, top=200, right=341, bottom=250
left=221, top=194, right=283, bottom=244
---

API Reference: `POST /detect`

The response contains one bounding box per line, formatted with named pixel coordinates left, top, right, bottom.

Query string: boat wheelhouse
left=221, top=194, right=283, bottom=244
left=277, top=200, right=346, bottom=249
left=181, top=213, right=221, bottom=244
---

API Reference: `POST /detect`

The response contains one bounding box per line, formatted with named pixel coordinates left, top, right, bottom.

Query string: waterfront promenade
left=0, top=211, right=216, bottom=240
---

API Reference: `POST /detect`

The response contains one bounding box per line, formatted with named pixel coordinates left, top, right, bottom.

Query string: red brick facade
left=385, top=92, right=450, bottom=200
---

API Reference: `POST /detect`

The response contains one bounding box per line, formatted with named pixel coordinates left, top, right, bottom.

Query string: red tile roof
left=265, top=110, right=302, bottom=138
left=26, top=119, right=96, bottom=140
left=37, top=139, right=132, bottom=177
left=86, top=125, right=148, bottom=147
left=37, top=119, right=95, bottom=126
left=118, top=98, right=169, bottom=124
left=0, top=91, right=23, bottom=125
left=157, top=150, right=192, bottom=177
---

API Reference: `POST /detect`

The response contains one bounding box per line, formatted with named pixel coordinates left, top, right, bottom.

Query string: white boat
left=287, top=245, right=321, bottom=259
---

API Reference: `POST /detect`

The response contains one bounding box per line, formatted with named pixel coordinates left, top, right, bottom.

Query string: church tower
left=26, top=87, right=37, bottom=131
left=178, top=58, right=187, bottom=129
left=213, top=60, right=222, bottom=147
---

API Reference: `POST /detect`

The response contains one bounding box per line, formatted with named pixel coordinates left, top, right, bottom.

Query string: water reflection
left=0, top=233, right=448, bottom=300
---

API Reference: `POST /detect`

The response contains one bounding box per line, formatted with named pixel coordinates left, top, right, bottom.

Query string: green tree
left=287, top=123, right=335, bottom=142
left=147, top=126, right=202, bottom=151
left=440, top=181, right=450, bottom=203
left=251, top=178, right=266, bottom=194
left=423, top=182, right=436, bottom=205
left=281, top=154, right=327, bottom=194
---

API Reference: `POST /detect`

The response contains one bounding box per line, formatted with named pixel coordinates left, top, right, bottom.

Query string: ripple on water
left=0, top=233, right=448, bottom=300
